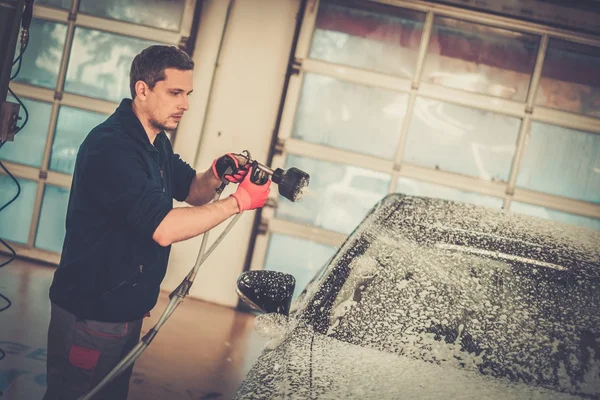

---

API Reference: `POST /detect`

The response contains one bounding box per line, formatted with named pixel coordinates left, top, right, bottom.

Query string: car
left=234, top=194, right=600, bottom=399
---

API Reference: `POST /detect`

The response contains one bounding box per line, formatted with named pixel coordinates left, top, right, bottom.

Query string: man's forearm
left=185, top=169, right=222, bottom=206
left=153, top=196, right=239, bottom=246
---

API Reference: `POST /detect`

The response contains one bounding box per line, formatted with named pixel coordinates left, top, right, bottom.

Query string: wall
left=163, top=0, right=301, bottom=307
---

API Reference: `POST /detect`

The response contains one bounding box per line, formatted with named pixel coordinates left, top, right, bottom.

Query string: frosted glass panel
left=0, top=96, right=52, bottom=168
left=276, top=155, right=390, bottom=234
left=79, top=0, right=186, bottom=31
left=536, top=39, right=600, bottom=118
left=50, top=106, right=108, bottom=174
left=264, top=234, right=337, bottom=299
left=396, top=177, right=503, bottom=209
left=310, top=1, right=425, bottom=78
left=510, top=202, right=600, bottom=232
left=516, top=122, right=600, bottom=204
left=65, top=28, right=157, bottom=102
left=423, top=17, right=539, bottom=101
left=0, top=176, right=37, bottom=244
left=404, top=98, right=520, bottom=182
left=293, top=73, right=408, bottom=159
left=35, top=185, right=70, bottom=253
left=11, top=19, right=68, bottom=89
left=37, top=0, right=71, bottom=8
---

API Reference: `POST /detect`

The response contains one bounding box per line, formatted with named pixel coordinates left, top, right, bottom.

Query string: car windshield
left=299, top=195, right=600, bottom=397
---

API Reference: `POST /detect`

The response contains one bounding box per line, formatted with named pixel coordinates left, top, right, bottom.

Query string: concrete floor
left=0, top=255, right=268, bottom=400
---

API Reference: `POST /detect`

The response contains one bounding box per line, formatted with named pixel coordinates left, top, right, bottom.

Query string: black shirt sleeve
left=81, top=140, right=172, bottom=241
left=171, top=153, right=196, bottom=202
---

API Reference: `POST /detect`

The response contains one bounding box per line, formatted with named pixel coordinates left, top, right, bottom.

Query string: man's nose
left=179, top=96, right=189, bottom=111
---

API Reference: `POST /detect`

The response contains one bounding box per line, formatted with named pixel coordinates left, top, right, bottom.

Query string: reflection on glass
left=422, top=17, right=539, bottom=101
left=536, top=39, right=600, bottom=118
left=396, top=177, right=503, bottom=209
left=50, top=106, right=108, bottom=174
left=37, top=0, right=72, bottom=8
left=510, top=202, right=600, bottom=232
left=0, top=96, right=52, bottom=168
left=310, top=1, right=425, bottom=78
left=0, top=176, right=37, bottom=244
left=293, top=73, right=408, bottom=159
left=516, top=122, right=600, bottom=204
left=79, top=0, right=186, bottom=32
left=276, top=155, right=390, bottom=234
left=403, top=98, right=519, bottom=182
left=11, top=19, right=68, bottom=89
left=36, top=185, right=70, bottom=253
left=65, top=28, right=157, bottom=102
left=264, top=234, right=338, bottom=299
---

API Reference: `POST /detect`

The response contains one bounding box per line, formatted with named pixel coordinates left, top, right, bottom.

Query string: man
left=43, top=45, right=270, bottom=399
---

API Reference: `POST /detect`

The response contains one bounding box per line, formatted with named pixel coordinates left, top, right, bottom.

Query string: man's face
left=144, top=68, right=193, bottom=132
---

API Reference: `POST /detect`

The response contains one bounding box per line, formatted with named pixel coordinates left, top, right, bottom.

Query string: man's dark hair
left=129, top=45, right=194, bottom=99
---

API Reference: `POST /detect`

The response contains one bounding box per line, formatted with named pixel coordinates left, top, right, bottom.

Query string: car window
left=291, top=255, right=337, bottom=314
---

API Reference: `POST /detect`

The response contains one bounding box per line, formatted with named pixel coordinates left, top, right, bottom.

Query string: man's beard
left=150, top=117, right=176, bottom=133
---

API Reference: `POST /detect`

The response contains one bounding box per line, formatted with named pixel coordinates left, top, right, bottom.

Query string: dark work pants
left=43, top=302, right=143, bottom=400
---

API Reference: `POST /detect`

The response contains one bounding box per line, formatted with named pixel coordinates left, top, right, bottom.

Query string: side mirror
left=236, top=270, right=295, bottom=316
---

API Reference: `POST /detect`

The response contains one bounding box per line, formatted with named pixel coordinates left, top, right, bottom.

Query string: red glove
left=212, top=153, right=249, bottom=183
left=231, top=166, right=271, bottom=212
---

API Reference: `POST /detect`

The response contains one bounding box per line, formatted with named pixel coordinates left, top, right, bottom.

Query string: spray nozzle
left=237, top=150, right=310, bottom=202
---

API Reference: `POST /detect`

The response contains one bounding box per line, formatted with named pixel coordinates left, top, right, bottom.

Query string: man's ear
left=135, top=80, right=149, bottom=100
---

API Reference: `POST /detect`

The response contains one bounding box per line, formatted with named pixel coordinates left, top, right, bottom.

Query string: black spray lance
left=78, top=151, right=310, bottom=400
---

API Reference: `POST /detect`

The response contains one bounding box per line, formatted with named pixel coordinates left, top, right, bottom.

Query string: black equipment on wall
left=1, top=0, right=30, bottom=142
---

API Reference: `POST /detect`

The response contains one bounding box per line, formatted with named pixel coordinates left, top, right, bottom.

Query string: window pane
left=419, top=0, right=600, bottom=35
left=292, top=73, right=408, bottom=159
left=36, top=0, right=71, bottom=9
left=403, top=98, right=519, bottom=182
left=516, top=122, right=600, bottom=204
left=510, top=202, right=600, bottom=232
left=65, top=28, right=158, bottom=102
left=0, top=96, right=52, bottom=168
left=50, top=106, right=108, bottom=174
left=11, top=19, right=68, bottom=89
left=264, top=234, right=338, bottom=299
left=310, top=1, right=425, bottom=78
left=35, top=185, right=69, bottom=253
left=422, top=17, right=539, bottom=101
left=396, top=177, right=504, bottom=209
left=0, top=176, right=37, bottom=245
left=536, top=39, right=600, bottom=118
left=79, top=0, right=186, bottom=32
left=276, top=155, right=391, bottom=234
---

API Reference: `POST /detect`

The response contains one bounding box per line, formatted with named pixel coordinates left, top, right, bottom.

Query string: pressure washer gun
left=214, top=150, right=310, bottom=202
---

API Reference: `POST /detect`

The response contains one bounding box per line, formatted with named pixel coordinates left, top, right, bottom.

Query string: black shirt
left=49, top=99, right=196, bottom=322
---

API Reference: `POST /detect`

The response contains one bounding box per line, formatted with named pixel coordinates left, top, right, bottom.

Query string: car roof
left=371, top=194, right=598, bottom=270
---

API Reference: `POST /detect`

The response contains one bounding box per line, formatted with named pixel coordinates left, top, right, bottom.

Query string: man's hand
left=212, top=153, right=249, bottom=184
left=231, top=166, right=271, bottom=212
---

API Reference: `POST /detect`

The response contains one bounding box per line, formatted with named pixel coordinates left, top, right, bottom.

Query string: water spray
left=77, top=150, right=309, bottom=400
